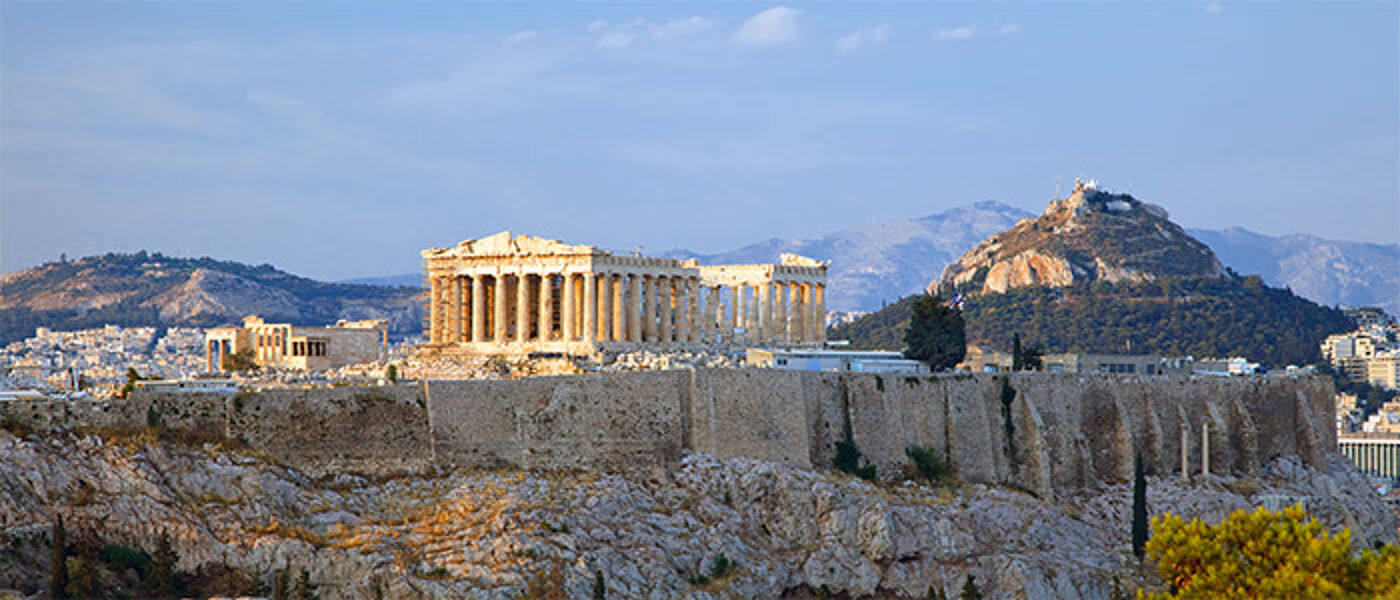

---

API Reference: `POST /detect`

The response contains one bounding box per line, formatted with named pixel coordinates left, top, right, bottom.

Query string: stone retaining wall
left=0, top=370, right=1335, bottom=496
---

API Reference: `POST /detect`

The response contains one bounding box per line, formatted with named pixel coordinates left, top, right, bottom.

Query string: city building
left=745, top=348, right=930, bottom=374
left=421, top=231, right=828, bottom=356
left=205, top=315, right=388, bottom=372
left=1339, top=434, right=1400, bottom=486
left=133, top=379, right=239, bottom=394
left=959, top=346, right=1194, bottom=375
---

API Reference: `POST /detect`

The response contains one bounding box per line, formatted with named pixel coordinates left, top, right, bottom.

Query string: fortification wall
left=426, top=371, right=688, bottom=471
left=0, top=370, right=1337, bottom=495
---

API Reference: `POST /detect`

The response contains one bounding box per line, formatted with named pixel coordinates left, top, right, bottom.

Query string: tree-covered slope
left=830, top=276, right=1352, bottom=367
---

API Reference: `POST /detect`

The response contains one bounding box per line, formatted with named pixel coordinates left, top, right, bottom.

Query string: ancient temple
left=421, top=231, right=827, bottom=356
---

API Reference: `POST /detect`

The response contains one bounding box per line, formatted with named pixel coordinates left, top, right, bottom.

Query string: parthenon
left=422, top=231, right=827, bottom=355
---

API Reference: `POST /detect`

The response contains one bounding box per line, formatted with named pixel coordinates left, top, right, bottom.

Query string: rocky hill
left=937, top=182, right=1228, bottom=295
left=1, top=427, right=1393, bottom=599
left=0, top=252, right=423, bottom=344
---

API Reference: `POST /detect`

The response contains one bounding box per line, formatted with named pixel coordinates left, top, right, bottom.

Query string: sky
left=2, top=1, right=1396, bottom=281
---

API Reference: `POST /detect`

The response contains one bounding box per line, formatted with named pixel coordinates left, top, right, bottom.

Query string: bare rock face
left=937, top=182, right=1228, bottom=295
left=1, top=429, right=1394, bottom=599
left=142, top=268, right=305, bottom=322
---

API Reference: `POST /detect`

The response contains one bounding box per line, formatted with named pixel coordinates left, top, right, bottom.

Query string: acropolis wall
left=421, top=232, right=828, bottom=356
left=2, top=371, right=1337, bottom=497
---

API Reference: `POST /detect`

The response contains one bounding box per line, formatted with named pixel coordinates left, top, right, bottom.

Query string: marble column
left=450, top=277, right=463, bottom=343
left=701, top=286, right=715, bottom=343
left=538, top=274, right=553, bottom=342
left=736, top=286, right=749, bottom=336
left=660, top=277, right=674, bottom=343
left=687, top=279, right=701, bottom=343
left=815, top=284, right=826, bottom=343
left=493, top=275, right=508, bottom=343
left=612, top=275, right=625, bottom=341
left=429, top=277, right=443, bottom=344
left=561, top=274, right=575, bottom=341
left=644, top=276, right=658, bottom=342
left=757, top=283, right=770, bottom=343
left=516, top=273, right=530, bottom=343
left=471, top=275, right=485, bottom=343
left=596, top=273, right=611, bottom=342
left=459, top=277, right=471, bottom=343
left=628, top=274, right=643, bottom=342
left=583, top=272, right=597, bottom=343
left=674, top=280, right=689, bottom=344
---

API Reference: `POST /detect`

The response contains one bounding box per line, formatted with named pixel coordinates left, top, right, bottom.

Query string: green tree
left=592, top=570, right=606, bottom=600
left=903, top=293, right=966, bottom=371
left=148, top=529, right=181, bottom=598
left=1131, top=452, right=1148, bottom=561
left=50, top=514, right=68, bottom=600
left=959, top=574, right=981, bottom=600
left=386, top=364, right=398, bottom=383
left=1143, top=505, right=1399, bottom=598
left=221, top=348, right=258, bottom=371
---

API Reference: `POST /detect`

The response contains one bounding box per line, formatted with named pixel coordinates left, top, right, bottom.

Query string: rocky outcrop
left=937, top=182, right=1228, bottom=295
left=143, top=268, right=305, bottom=322
left=1, top=430, right=1394, bottom=599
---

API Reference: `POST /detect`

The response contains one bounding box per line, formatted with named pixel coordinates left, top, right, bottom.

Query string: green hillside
left=829, top=275, right=1352, bottom=367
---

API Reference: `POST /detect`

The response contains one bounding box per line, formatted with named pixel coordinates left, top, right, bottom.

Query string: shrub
left=904, top=445, right=948, bottom=484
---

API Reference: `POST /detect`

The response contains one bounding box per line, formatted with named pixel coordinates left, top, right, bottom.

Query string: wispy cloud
left=503, top=30, right=538, bottom=46
left=1203, top=3, right=1225, bottom=15
left=596, top=31, right=635, bottom=48
left=935, top=27, right=975, bottom=41
left=733, top=6, right=800, bottom=47
left=650, top=16, right=715, bottom=40
left=835, top=25, right=890, bottom=54
left=997, top=23, right=1021, bottom=36
left=586, top=20, right=609, bottom=33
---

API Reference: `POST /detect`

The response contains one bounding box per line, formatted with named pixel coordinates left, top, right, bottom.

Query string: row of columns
left=428, top=272, right=825, bottom=347
left=1341, top=440, right=1400, bottom=484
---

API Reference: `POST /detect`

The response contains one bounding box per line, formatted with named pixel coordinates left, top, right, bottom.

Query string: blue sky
left=2, top=1, right=1396, bottom=281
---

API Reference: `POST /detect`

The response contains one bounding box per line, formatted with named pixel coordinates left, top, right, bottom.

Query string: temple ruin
left=421, top=231, right=828, bottom=356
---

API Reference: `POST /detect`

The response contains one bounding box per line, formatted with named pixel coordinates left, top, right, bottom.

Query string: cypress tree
left=960, top=574, right=981, bottom=600
left=1012, top=333, right=1023, bottom=371
left=592, top=570, right=606, bottom=599
left=1132, top=452, right=1149, bottom=561
left=50, top=514, right=67, bottom=600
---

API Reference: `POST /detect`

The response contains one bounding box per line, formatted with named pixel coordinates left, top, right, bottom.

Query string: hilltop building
left=205, top=315, right=387, bottom=372
left=421, top=231, right=828, bottom=356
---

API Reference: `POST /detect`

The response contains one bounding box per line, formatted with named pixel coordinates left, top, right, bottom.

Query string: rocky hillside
left=1, top=428, right=1393, bottom=599
left=0, top=252, right=423, bottom=344
left=664, top=201, right=1032, bottom=312
left=938, top=182, right=1228, bottom=295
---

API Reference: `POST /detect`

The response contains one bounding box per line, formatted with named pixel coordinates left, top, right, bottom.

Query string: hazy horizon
left=3, top=2, right=1396, bottom=281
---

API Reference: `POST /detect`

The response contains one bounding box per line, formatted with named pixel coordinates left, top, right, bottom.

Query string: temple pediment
left=422, top=231, right=600, bottom=259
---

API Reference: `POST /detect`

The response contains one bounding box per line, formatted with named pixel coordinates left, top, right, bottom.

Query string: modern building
left=1339, top=434, right=1400, bottom=486
left=745, top=348, right=930, bottom=374
left=205, top=315, right=388, bottom=372
left=421, top=231, right=828, bottom=356
left=960, top=346, right=1193, bottom=375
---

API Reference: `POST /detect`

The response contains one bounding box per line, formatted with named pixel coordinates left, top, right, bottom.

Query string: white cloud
left=586, top=20, right=609, bottom=32
left=650, top=16, right=715, bottom=40
left=732, top=6, right=800, bottom=47
left=935, top=26, right=975, bottom=41
left=596, top=31, right=635, bottom=49
left=503, top=30, right=538, bottom=46
left=1203, top=3, right=1225, bottom=15
left=997, top=22, right=1021, bottom=36
left=835, top=24, right=890, bottom=54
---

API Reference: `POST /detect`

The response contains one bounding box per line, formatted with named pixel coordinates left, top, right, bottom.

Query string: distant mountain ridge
left=0, top=252, right=423, bottom=345
left=663, top=201, right=1033, bottom=312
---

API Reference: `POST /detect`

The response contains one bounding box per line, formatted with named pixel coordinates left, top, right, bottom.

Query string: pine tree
left=903, top=293, right=966, bottom=371
left=1132, top=452, right=1149, bottom=561
left=959, top=574, right=981, bottom=600
left=50, top=514, right=67, bottom=600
